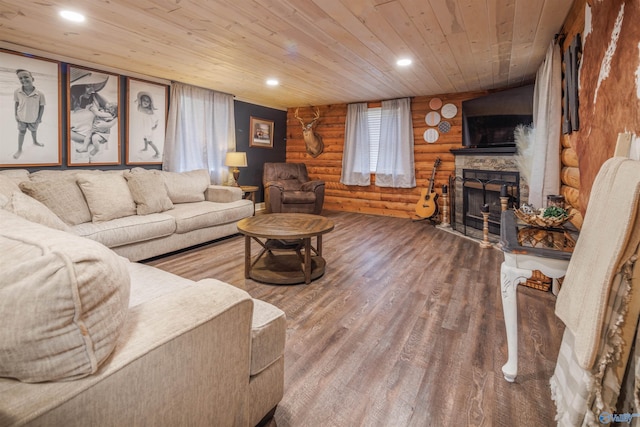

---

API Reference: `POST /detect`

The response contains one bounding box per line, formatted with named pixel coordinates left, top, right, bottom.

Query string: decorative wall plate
left=429, top=97, right=443, bottom=110
left=441, top=103, right=458, bottom=118
left=423, top=128, right=439, bottom=143
left=438, top=121, right=451, bottom=133
left=425, top=111, right=441, bottom=126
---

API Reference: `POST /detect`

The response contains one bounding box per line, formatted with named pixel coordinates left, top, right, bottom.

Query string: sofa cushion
left=3, top=191, right=71, bottom=231
left=20, top=177, right=93, bottom=226
left=158, top=169, right=210, bottom=203
left=0, top=174, right=22, bottom=198
left=77, top=173, right=137, bottom=222
left=71, top=213, right=176, bottom=248
left=0, top=168, right=30, bottom=186
left=126, top=262, right=195, bottom=307
left=124, top=170, right=174, bottom=215
left=0, top=210, right=130, bottom=382
left=164, top=200, right=251, bottom=234
left=30, top=169, right=127, bottom=180
left=250, top=299, right=286, bottom=376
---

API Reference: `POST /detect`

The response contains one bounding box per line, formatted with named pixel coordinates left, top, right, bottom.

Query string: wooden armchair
left=263, top=162, right=325, bottom=214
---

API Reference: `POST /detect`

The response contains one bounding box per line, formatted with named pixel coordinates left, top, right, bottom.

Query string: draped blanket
left=555, top=157, right=640, bottom=369
left=551, top=157, right=640, bottom=425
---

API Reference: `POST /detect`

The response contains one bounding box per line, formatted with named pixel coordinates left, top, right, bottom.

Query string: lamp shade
left=225, top=152, right=247, bottom=167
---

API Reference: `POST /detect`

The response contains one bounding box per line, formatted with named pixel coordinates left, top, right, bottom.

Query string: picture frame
left=126, top=77, right=168, bottom=164
left=67, top=65, right=121, bottom=166
left=0, top=49, right=62, bottom=167
left=249, top=116, right=274, bottom=148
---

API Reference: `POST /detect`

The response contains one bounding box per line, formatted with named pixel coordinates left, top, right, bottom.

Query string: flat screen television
left=461, top=84, right=534, bottom=148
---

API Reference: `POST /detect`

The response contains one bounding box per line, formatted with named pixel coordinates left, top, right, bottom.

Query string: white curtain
left=375, top=98, right=416, bottom=188
left=340, top=102, right=371, bottom=186
left=529, top=41, right=562, bottom=207
left=163, top=82, right=236, bottom=184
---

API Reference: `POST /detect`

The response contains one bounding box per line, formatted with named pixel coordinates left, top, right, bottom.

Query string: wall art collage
left=0, top=49, right=168, bottom=167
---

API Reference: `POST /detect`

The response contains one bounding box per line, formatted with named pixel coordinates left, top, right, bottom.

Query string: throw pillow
left=4, top=191, right=70, bottom=231
left=0, top=210, right=130, bottom=382
left=20, top=177, right=93, bottom=226
left=77, top=173, right=137, bottom=222
left=124, top=170, right=174, bottom=215
left=158, top=169, right=210, bottom=203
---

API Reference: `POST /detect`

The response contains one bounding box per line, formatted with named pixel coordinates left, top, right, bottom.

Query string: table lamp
left=225, top=152, right=247, bottom=186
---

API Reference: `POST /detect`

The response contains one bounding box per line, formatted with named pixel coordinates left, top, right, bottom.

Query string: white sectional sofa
left=0, top=168, right=285, bottom=426
left=0, top=167, right=254, bottom=261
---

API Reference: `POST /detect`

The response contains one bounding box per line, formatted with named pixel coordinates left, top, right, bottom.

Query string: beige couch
left=0, top=169, right=285, bottom=426
left=0, top=167, right=254, bottom=261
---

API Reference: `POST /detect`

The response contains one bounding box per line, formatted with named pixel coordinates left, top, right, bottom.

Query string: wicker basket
left=524, top=270, right=552, bottom=292
left=514, top=208, right=574, bottom=228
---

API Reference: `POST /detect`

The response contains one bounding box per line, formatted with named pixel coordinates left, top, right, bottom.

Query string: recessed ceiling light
left=397, top=58, right=412, bottom=66
left=266, top=79, right=279, bottom=86
left=59, top=10, right=85, bottom=23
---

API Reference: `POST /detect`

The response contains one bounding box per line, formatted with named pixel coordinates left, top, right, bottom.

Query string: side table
left=240, top=185, right=259, bottom=211
left=499, top=210, right=578, bottom=382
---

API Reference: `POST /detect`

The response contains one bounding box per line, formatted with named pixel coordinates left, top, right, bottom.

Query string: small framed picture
left=126, top=77, right=168, bottom=164
left=67, top=65, right=121, bottom=166
left=250, top=117, right=274, bottom=148
left=0, top=49, right=62, bottom=167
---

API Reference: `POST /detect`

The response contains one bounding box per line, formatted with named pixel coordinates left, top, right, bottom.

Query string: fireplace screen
left=460, top=169, right=519, bottom=235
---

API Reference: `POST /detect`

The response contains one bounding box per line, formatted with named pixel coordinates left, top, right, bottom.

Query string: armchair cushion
left=282, top=191, right=316, bottom=204
left=281, top=179, right=304, bottom=191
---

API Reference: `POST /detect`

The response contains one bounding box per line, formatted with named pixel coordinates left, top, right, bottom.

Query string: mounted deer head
left=295, top=107, right=324, bottom=158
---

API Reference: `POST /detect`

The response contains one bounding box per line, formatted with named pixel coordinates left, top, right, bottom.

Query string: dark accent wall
left=233, top=100, right=287, bottom=203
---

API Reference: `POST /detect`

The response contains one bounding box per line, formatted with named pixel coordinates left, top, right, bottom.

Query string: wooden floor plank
left=146, top=210, right=563, bottom=427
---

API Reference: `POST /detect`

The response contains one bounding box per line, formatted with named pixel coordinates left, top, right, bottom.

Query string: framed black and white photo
left=67, top=65, right=120, bottom=166
left=249, top=117, right=274, bottom=148
left=0, top=49, right=61, bottom=167
left=126, top=77, right=168, bottom=164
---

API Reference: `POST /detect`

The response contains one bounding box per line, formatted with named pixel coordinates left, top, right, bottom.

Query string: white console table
left=499, top=211, right=578, bottom=382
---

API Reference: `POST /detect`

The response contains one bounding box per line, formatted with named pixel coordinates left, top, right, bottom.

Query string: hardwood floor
left=146, top=210, right=564, bottom=427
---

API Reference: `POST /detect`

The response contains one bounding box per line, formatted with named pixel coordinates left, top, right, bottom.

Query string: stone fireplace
left=450, top=149, right=528, bottom=239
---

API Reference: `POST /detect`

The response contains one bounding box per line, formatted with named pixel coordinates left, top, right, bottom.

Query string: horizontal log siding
left=287, top=92, right=485, bottom=218
left=558, top=0, right=586, bottom=229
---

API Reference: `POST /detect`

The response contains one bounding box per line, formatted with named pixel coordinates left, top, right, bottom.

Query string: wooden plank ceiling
left=0, top=0, right=573, bottom=110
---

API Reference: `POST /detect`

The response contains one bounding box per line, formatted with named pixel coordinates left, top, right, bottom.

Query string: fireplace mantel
left=450, top=146, right=516, bottom=156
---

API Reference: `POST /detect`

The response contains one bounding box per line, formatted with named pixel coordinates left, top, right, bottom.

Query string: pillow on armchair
left=0, top=210, right=130, bottom=382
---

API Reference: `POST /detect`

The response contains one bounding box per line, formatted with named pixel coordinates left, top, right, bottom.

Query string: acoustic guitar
left=415, top=157, right=441, bottom=219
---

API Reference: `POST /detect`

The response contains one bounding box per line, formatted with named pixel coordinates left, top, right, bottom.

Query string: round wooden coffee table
left=237, top=213, right=335, bottom=284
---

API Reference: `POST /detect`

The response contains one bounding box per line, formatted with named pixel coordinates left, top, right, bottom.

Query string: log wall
left=286, top=92, right=485, bottom=218
left=559, top=0, right=587, bottom=228
left=285, top=1, right=640, bottom=226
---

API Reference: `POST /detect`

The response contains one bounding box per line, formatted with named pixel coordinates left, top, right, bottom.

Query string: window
left=367, top=107, right=381, bottom=173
